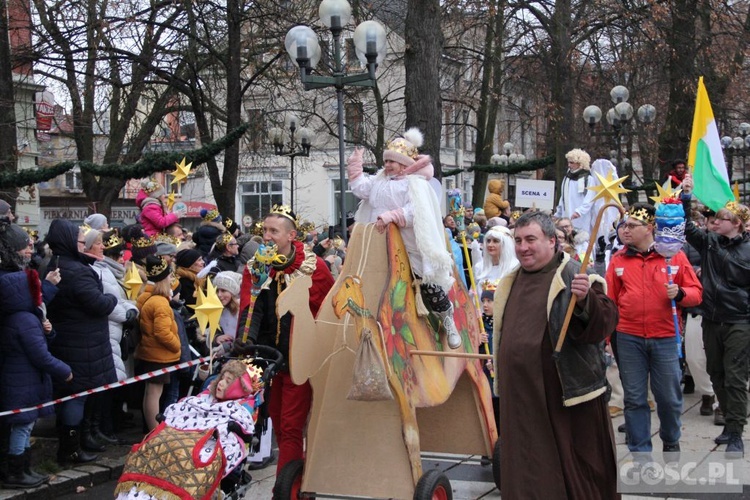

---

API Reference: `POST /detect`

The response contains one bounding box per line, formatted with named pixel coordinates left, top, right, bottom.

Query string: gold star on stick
left=587, top=171, right=631, bottom=207
left=123, top=262, right=143, bottom=301
left=170, top=157, right=192, bottom=185
left=189, top=286, right=209, bottom=336
left=649, top=181, right=682, bottom=206
left=166, top=192, right=176, bottom=211
left=190, top=279, right=224, bottom=342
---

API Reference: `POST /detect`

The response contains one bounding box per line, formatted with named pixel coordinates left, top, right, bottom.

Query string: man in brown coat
left=493, top=211, right=619, bottom=499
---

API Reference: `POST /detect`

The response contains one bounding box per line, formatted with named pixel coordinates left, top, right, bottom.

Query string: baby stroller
left=114, top=345, right=282, bottom=500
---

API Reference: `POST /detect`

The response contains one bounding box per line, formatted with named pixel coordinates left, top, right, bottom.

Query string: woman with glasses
left=207, top=233, right=242, bottom=275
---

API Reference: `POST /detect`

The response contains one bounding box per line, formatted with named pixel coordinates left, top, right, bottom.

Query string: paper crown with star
left=215, top=232, right=234, bottom=250
left=627, top=205, right=655, bottom=224
left=103, top=232, right=125, bottom=249
left=270, top=204, right=299, bottom=229
left=725, top=201, right=750, bottom=223
left=131, top=235, right=155, bottom=249
left=145, top=255, right=171, bottom=282
left=384, top=128, right=423, bottom=167
left=202, top=209, right=221, bottom=222
left=297, top=220, right=315, bottom=241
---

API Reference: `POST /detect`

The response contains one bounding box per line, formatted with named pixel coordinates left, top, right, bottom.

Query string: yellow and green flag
left=687, top=77, right=734, bottom=211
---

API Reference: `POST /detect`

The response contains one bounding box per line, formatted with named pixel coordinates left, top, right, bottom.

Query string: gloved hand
left=232, top=335, right=254, bottom=356
left=346, top=147, right=365, bottom=181
left=595, top=235, right=607, bottom=263
left=123, top=308, right=138, bottom=329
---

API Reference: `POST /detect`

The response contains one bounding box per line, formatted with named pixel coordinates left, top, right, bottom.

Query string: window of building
left=443, top=106, right=453, bottom=148
left=65, top=168, right=82, bottom=192
left=345, top=102, right=364, bottom=143
left=241, top=181, right=283, bottom=221
left=246, top=108, right=264, bottom=152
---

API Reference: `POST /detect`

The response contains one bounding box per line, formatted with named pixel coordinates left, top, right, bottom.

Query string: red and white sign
left=178, top=201, right=218, bottom=218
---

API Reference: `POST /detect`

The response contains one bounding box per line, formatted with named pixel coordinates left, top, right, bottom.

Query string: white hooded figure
left=554, top=148, right=592, bottom=233
left=471, top=226, right=519, bottom=287
left=575, top=158, right=622, bottom=241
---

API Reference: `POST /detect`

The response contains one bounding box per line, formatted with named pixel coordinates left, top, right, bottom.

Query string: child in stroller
left=115, top=346, right=281, bottom=499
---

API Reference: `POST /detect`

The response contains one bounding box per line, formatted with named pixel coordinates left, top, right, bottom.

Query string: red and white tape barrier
left=0, top=356, right=210, bottom=417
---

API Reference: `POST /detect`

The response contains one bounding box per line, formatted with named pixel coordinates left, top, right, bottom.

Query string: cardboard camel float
left=275, top=223, right=498, bottom=499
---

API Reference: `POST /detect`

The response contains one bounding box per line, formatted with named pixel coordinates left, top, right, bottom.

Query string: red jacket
left=606, top=246, right=702, bottom=338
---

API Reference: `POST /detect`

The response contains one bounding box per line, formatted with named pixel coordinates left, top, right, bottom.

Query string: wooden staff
left=552, top=202, right=625, bottom=357
left=410, top=350, right=493, bottom=360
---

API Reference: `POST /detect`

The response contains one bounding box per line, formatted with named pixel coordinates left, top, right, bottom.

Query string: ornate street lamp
left=268, top=113, right=312, bottom=212
left=582, top=86, right=655, bottom=172
left=721, top=122, right=750, bottom=202
left=285, top=0, right=386, bottom=238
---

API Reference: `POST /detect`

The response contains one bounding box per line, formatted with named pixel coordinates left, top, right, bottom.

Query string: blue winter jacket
left=0, top=269, right=71, bottom=424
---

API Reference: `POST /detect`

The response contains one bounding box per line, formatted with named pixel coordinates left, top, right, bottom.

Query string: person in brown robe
left=493, top=211, right=620, bottom=499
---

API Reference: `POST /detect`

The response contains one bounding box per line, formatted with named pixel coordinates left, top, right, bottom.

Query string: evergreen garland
left=0, top=123, right=249, bottom=189
left=439, top=155, right=556, bottom=178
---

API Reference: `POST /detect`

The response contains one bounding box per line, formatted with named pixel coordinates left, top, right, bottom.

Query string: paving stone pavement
left=2, top=392, right=749, bottom=499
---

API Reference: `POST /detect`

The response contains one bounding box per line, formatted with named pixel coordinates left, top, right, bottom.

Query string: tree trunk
left=0, top=0, right=18, bottom=208
left=404, top=0, right=443, bottom=177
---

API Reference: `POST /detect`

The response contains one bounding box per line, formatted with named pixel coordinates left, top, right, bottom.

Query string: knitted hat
left=213, top=271, right=242, bottom=297
left=102, top=230, right=125, bottom=253
left=223, top=217, right=240, bottom=235
left=84, top=213, right=108, bottom=230
left=0, top=222, right=30, bottom=252
left=83, top=227, right=101, bottom=250
left=0, top=200, right=11, bottom=217
left=140, top=178, right=165, bottom=198
left=145, top=255, right=171, bottom=283
left=175, top=248, right=203, bottom=269
left=155, top=241, right=178, bottom=257
left=383, top=128, right=423, bottom=167
left=200, top=208, right=222, bottom=223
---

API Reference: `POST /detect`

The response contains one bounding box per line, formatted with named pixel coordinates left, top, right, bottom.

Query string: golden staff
left=553, top=172, right=629, bottom=357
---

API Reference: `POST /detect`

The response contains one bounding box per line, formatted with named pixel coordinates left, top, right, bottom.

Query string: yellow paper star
left=189, top=286, right=209, bottom=336
left=170, top=157, right=192, bottom=185
left=587, top=171, right=631, bottom=207
left=166, top=192, right=175, bottom=211
left=649, top=181, right=682, bottom=206
left=194, top=278, right=224, bottom=341
left=123, top=262, right=143, bottom=301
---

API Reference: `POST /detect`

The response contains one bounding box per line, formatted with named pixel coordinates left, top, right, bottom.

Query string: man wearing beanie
left=346, top=128, right=462, bottom=349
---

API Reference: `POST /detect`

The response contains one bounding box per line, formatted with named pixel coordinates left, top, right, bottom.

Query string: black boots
left=57, top=426, right=98, bottom=465
left=2, top=452, right=44, bottom=489
left=80, top=418, right=106, bottom=453
left=24, top=448, right=49, bottom=484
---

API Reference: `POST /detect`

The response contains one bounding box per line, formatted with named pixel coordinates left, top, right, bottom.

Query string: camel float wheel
left=492, top=438, right=501, bottom=491
left=273, top=459, right=313, bottom=499
left=413, top=469, right=452, bottom=500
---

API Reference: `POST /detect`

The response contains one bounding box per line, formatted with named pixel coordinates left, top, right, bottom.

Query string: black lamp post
left=284, top=0, right=386, bottom=239
left=269, top=114, right=312, bottom=212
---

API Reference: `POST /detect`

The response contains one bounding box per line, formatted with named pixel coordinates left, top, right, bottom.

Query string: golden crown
left=153, top=232, right=181, bottom=246
left=386, top=137, right=419, bottom=160
left=481, top=280, right=498, bottom=293
left=251, top=220, right=264, bottom=236
left=297, top=220, right=315, bottom=241
left=627, top=206, right=655, bottom=224
left=23, top=227, right=38, bottom=239
left=132, top=236, right=155, bottom=249
left=725, top=201, right=750, bottom=223
left=218, top=233, right=234, bottom=248
left=79, top=223, right=93, bottom=235
left=510, top=210, right=522, bottom=220
left=270, top=204, right=298, bottom=229
left=146, top=257, right=169, bottom=278
left=103, top=233, right=124, bottom=249
left=223, top=217, right=233, bottom=229
left=202, top=209, right=220, bottom=222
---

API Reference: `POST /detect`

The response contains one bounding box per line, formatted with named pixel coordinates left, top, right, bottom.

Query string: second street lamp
left=285, top=0, right=386, bottom=239
left=582, top=86, right=655, bottom=177
left=269, top=114, right=312, bottom=212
